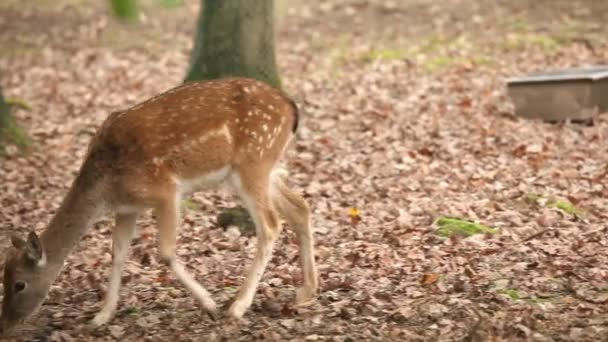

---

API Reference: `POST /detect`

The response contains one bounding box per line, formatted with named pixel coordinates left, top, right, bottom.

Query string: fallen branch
left=518, top=228, right=554, bottom=243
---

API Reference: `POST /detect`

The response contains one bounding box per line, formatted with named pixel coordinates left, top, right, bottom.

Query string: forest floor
left=1, top=0, right=608, bottom=341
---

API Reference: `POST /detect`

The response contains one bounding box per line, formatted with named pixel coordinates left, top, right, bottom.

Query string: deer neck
left=40, top=169, right=105, bottom=276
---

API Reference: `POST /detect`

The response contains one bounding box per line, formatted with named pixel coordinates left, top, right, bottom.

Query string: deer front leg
left=92, top=213, right=137, bottom=326
left=155, top=195, right=217, bottom=315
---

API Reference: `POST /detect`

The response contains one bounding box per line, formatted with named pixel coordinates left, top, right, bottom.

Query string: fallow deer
left=0, top=77, right=319, bottom=332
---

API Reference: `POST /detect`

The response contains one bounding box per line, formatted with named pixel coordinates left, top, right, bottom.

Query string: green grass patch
left=529, top=35, right=560, bottom=50
left=504, top=33, right=564, bottom=52
left=470, top=55, right=495, bottom=66
left=420, top=35, right=451, bottom=53
left=361, top=48, right=408, bottom=62
left=435, top=217, right=497, bottom=237
left=422, top=56, right=453, bottom=71
left=159, top=0, right=183, bottom=8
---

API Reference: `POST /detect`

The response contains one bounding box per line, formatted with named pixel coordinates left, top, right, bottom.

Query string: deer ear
left=25, top=231, right=45, bottom=265
left=11, top=235, right=27, bottom=250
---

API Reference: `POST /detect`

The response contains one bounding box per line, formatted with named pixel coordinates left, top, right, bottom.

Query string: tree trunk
left=0, top=85, right=27, bottom=153
left=185, top=0, right=280, bottom=88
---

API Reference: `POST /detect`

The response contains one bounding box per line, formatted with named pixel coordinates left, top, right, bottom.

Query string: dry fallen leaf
left=421, top=273, right=440, bottom=286
left=1, top=0, right=607, bottom=341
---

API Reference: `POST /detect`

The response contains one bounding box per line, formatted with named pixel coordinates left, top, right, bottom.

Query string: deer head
left=1, top=231, right=50, bottom=333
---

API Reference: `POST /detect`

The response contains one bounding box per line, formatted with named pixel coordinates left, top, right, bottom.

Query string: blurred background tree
left=185, top=0, right=280, bottom=87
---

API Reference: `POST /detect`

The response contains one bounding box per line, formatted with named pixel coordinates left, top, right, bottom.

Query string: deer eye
left=14, top=281, right=26, bottom=293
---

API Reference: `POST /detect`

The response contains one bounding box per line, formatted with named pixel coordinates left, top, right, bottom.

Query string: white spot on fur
left=221, top=125, right=233, bottom=144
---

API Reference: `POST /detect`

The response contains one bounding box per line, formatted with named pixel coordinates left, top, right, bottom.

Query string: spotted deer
left=0, top=77, right=319, bottom=332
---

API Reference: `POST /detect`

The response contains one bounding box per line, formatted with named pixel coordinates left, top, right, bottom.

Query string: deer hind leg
left=228, top=169, right=282, bottom=319
left=155, top=191, right=217, bottom=314
left=270, top=170, right=319, bottom=305
left=92, top=212, right=138, bottom=326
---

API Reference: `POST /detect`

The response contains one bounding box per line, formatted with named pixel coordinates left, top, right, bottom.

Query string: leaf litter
left=0, top=0, right=608, bottom=340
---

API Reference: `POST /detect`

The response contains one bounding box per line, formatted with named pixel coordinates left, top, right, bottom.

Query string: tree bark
left=185, top=0, right=280, bottom=88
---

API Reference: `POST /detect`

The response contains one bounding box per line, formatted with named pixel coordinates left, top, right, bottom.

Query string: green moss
left=435, top=217, right=497, bottom=237
left=501, top=288, right=520, bottom=300
left=548, top=198, right=582, bottom=217
left=181, top=199, right=200, bottom=211
left=525, top=194, right=584, bottom=217
left=498, top=289, right=558, bottom=304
